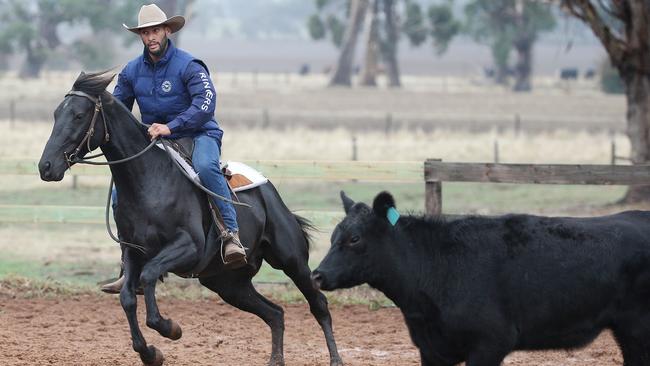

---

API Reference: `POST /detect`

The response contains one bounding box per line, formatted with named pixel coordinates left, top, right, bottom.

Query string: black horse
left=38, top=71, right=343, bottom=366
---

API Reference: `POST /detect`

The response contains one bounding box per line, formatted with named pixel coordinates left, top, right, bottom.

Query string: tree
left=464, top=0, right=556, bottom=91
left=0, top=0, right=148, bottom=77
left=560, top=0, right=650, bottom=202
left=308, top=0, right=460, bottom=87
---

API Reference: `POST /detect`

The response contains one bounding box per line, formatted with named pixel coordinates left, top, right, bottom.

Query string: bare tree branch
left=559, top=0, right=626, bottom=64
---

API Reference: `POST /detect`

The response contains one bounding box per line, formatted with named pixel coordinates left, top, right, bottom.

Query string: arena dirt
left=0, top=294, right=623, bottom=365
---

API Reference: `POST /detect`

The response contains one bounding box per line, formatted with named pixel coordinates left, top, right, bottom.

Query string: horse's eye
left=74, top=114, right=83, bottom=120
left=349, top=235, right=360, bottom=244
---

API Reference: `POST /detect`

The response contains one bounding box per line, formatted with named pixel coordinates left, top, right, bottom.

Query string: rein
left=64, top=90, right=251, bottom=255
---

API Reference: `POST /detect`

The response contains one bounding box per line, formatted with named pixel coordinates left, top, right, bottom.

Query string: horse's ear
left=340, top=191, right=354, bottom=214
left=372, top=191, right=395, bottom=219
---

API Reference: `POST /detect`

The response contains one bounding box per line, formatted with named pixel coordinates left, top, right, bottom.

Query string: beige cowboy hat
left=123, top=4, right=185, bottom=34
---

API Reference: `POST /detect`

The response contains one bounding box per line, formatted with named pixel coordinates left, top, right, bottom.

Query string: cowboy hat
left=123, top=4, right=185, bottom=34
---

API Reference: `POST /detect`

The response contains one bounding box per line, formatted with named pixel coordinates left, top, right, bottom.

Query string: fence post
left=494, top=140, right=500, bottom=163
left=352, top=136, right=358, bottom=161
left=385, top=112, right=393, bottom=136
left=514, top=114, right=521, bottom=136
left=425, top=159, right=442, bottom=216
left=262, top=108, right=270, bottom=128
left=611, top=140, right=616, bottom=165
left=72, top=175, right=79, bottom=190
left=10, top=100, right=15, bottom=128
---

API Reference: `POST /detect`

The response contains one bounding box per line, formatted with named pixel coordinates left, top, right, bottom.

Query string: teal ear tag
left=386, top=207, right=400, bottom=226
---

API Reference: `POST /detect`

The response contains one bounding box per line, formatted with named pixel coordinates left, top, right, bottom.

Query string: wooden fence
left=4, top=158, right=650, bottom=223
left=424, top=159, right=650, bottom=215
left=0, top=159, right=423, bottom=225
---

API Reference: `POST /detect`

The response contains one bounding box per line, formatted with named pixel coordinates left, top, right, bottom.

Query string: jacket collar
left=142, top=39, right=177, bottom=66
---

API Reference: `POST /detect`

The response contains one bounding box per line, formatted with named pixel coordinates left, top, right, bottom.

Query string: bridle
left=63, top=90, right=110, bottom=166
left=63, top=90, right=158, bottom=166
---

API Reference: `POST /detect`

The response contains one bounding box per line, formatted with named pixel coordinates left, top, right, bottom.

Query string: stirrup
left=220, top=231, right=247, bottom=267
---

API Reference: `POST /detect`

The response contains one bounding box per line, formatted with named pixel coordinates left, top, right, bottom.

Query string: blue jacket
left=113, top=40, right=223, bottom=141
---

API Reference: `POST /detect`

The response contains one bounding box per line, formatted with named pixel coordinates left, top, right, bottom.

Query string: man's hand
left=148, top=123, right=171, bottom=140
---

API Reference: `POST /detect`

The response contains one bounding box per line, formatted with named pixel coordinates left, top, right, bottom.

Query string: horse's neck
left=99, top=98, right=166, bottom=192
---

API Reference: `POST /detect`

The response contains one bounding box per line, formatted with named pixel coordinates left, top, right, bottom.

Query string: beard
left=145, top=35, right=168, bottom=58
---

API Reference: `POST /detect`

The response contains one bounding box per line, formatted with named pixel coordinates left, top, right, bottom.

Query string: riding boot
left=223, top=231, right=247, bottom=269
left=100, top=264, right=144, bottom=295
left=100, top=264, right=125, bottom=294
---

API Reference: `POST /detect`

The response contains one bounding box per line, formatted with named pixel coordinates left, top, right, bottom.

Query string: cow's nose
left=311, top=271, right=323, bottom=290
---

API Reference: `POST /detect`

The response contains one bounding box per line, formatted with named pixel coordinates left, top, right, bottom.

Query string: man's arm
left=113, top=68, right=135, bottom=111
left=165, top=61, right=216, bottom=133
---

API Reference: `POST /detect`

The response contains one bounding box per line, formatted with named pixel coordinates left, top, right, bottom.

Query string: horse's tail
left=293, top=213, right=314, bottom=252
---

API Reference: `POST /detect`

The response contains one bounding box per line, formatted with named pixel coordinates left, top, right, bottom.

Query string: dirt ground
left=0, top=293, right=623, bottom=366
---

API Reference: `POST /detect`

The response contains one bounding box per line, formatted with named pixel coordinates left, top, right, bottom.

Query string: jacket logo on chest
left=161, top=80, right=172, bottom=93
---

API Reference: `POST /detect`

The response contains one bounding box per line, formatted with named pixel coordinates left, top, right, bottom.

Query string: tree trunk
left=329, top=0, right=368, bottom=87
left=513, top=37, right=533, bottom=92
left=19, top=41, right=46, bottom=78
left=382, top=0, right=401, bottom=88
left=620, top=70, right=650, bottom=202
left=360, top=0, right=380, bottom=87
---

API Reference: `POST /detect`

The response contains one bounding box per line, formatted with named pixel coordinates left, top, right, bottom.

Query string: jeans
left=192, top=134, right=239, bottom=232
left=111, top=133, right=239, bottom=233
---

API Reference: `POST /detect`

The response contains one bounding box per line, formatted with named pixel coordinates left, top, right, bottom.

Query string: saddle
left=158, top=137, right=268, bottom=277
left=158, top=138, right=268, bottom=192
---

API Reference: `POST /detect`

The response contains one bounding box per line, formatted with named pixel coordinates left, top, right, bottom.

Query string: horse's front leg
left=120, top=249, right=164, bottom=366
left=141, top=232, right=199, bottom=341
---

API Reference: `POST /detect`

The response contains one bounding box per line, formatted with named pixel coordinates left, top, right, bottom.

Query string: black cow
left=312, top=191, right=650, bottom=366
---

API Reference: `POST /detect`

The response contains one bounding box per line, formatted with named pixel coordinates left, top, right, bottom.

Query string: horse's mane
left=72, top=69, right=116, bottom=97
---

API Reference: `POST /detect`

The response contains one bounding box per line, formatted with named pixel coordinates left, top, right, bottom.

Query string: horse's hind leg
left=200, top=274, right=286, bottom=366
left=283, top=261, right=343, bottom=366
left=121, top=249, right=164, bottom=366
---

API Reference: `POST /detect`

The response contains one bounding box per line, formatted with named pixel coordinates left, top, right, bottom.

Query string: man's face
left=139, top=25, right=170, bottom=57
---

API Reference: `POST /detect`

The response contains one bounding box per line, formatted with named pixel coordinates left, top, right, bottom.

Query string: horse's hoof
left=330, top=358, right=344, bottom=366
left=267, top=355, right=285, bottom=366
left=142, top=345, right=164, bottom=366
left=168, top=320, right=182, bottom=340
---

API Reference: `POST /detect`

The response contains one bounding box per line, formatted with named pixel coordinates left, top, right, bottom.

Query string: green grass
left=0, top=181, right=628, bottom=214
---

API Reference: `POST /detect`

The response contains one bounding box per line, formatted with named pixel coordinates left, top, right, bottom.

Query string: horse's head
left=39, top=71, right=115, bottom=181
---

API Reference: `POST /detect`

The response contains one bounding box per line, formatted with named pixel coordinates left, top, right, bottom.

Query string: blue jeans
left=111, top=134, right=239, bottom=232
left=192, top=134, right=239, bottom=232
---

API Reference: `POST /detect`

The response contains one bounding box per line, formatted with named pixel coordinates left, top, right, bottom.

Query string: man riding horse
left=101, top=4, right=246, bottom=293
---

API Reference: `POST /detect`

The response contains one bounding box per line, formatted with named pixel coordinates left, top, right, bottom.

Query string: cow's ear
left=340, top=191, right=355, bottom=214
left=372, top=191, right=395, bottom=219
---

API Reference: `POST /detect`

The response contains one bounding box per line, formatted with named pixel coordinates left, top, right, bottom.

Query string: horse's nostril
left=44, top=161, right=51, bottom=170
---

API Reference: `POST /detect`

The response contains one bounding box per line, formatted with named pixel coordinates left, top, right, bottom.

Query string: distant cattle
left=559, top=67, right=579, bottom=80
left=312, top=191, right=650, bottom=366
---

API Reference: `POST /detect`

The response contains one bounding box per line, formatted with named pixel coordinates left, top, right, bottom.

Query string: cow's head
left=311, top=190, right=397, bottom=291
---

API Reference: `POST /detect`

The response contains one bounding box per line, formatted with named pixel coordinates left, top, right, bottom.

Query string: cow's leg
left=613, top=322, right=650, bottom=366
left=141, top=233, right=199, bottom=341
left=284, top=262, right=343, bottom=366
left=120, top=250, right=163, bottom=366
left=200, top=274, right=285, bottom=366
left=419, top=351, right=455, bottom=366
left=465, top=343, right=509, bottom=366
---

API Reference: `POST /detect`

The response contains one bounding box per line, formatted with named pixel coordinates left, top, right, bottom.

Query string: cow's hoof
left=142, top=345, right=164, bottom=366
left=169, top=320, right=182, bottom=340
